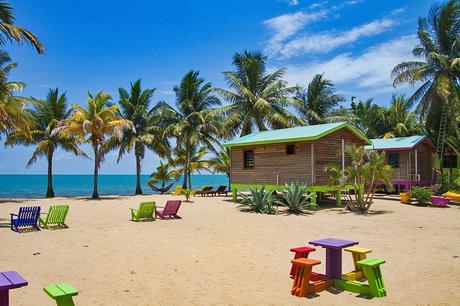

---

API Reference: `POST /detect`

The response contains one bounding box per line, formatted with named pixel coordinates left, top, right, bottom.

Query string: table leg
left=0, top=289, right=9, bottom=306
left=326, top=248, right=342, bottom=279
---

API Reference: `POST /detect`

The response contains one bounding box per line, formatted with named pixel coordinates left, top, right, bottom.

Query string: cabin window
left=243, top=150, right=254, bottom=169
left=388, top=153, right=399, bottom=168
left=443, top=154, right=457, bottom=168
left=286, top=144, right=295, bottom=155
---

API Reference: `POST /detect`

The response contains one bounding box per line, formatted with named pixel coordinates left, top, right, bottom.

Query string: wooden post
left=232, top=188, right=237, bottom=201
left=311, top=143, right=315, bottom=185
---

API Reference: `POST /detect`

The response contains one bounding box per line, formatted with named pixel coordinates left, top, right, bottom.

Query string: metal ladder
left=431, top=104, right=448, bottom=185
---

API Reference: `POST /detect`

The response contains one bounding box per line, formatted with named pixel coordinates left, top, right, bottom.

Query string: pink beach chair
left=155, top=200, right=182, bottom=219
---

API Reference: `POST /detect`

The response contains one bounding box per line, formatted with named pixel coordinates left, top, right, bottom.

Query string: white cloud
left=280, top=0, right=300, bottom=5
left=278, top=18, right=397, bottom=58
left=280, top=35, right=417, bottom=94
left=264, top=10, right=327, bottom=55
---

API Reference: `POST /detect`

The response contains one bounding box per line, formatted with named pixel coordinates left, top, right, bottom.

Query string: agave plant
left=238, top=186, right=276, bottom=214
left=279, top=183, right=312, bottom=214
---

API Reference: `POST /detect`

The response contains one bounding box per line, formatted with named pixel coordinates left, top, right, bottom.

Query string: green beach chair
left=130, top=201, right=156, bottom=221
left=43, top=283, right=78, bottom=306
left=39, top=205, right=69, bottom=229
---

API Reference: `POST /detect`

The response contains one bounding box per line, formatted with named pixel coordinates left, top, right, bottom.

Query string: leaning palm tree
left=66, top=91, right=132, bottom=199
left=6, top=88, right=87, bottom=197
left=112, top=79, right=170, bottom=195
left=392, top=0, right=460, bottom=139
left=293, top=74, right=345, bottom=125
left=216, top=50, right=302, bottom=137
left=0, top=51, right=30, bottom=136
left=0, top=2, right=44, bottom=53
left=208, top=147, right=231, bottom=190
left=147, top=161, right=180, bottom=194
left=155, top=70, right=221, bottom=189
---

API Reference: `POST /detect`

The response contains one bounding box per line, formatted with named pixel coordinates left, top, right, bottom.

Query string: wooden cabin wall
left=230, top=141, right=313, bottom=185
left=415, top=143, right=433, bottom=182
left=313, top=129, right=366, bottom=185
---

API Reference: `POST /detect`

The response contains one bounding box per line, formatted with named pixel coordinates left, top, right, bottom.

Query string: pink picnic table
left=0, top=271, right=28, bottom=306
left=309, top=238, right=358, bottom=279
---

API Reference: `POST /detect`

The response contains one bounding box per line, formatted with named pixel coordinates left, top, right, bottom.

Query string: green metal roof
left=365, top=135, right=429, bottom=150
left=223, top=122, right=371, bottom=147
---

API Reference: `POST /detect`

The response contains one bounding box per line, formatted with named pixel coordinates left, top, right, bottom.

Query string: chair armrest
left=156, top=206, right=164, bottom=209
left=10, top=213, right=18, bottom=216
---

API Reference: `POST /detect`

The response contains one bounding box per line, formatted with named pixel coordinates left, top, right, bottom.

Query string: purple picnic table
left=309, top=238, right=358, bottom=279
left=0, top=271, right=28, bottom=306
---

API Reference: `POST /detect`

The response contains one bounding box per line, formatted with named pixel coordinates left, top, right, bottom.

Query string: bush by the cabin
left=238, top=186, right=277, bottom=214
left=278, top=183, right=312, bottom=214
left=410, top=186, right=432, bottom=205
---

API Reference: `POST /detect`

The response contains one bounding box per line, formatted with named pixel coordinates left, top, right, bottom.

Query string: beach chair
left=155, top=200, right=182, bottom=219
left=39, top=205, right=69, bottom=229
left=43, top=283, right=78, bottom=306
left=215, top=185, right=228, bottom=196
left=130, top=202, right=156, bottom=221
left=10, top=206, right=41, bottom=232
left=194, top=186, right=213, bottom=196
left=170, top=185, right=183, bottom=195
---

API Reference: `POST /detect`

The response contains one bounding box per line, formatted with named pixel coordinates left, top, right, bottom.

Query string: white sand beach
left=1, top=195, right=460, bottom=305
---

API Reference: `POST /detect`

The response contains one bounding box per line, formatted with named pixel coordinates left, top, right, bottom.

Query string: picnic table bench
left=0, top=271, right=28, bottom=306
left=43, top=283, right=78, bottom=306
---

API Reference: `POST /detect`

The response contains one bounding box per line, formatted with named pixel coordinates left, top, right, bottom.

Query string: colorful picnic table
left=309, top=238, right=358, bottom=279
left=0, top=271, right=28, bottom=306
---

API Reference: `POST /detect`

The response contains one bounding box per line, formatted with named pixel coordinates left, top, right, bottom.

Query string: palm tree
left=171, top=145, right=210, bottom=189
left=385, top=94, right=423, bottom=137
left=293, top=74, right=345, bottom=124
left=216, top=50, right=302, bottom=137
left=351, top=98, right=387, bottom=138
left=392, top=0, right=460, bottom=136
left=147, top=161, right=180, bottom=194
left=209, top=147, right=231, bottom=190
left=6, top=88, right=87, bottom=197
left=0, top=51, right=30, bottom=136
left=0, top=2, right=44, bottom=53
left=112, top=79, right=170, bottom=195
left=66, top=91, right=132, bottom=199
left=155, top=70, right=221, bottom=189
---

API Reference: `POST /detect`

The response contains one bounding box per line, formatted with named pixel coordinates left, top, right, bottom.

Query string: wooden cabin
left=365, top=136, right=435, bottom=191
left=223, top=122, right=370, bottom=205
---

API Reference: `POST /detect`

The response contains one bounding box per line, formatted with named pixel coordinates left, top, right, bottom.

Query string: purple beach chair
left=155, top=200, right=182, bottom=219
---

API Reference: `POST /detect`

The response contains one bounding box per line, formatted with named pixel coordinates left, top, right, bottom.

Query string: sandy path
left=1, top=195, right=459, bottom=305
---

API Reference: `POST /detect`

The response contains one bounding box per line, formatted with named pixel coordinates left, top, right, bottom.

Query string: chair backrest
left=46, top=205, right=69, bottom=224
left=216, top=186, right=226, bottom=192
left=139, top=202, right=156, bottom=217
left=17, top=206, right=40, bottom=226
left=163, top=200, right=182, bottom=215
left=204, top=186, right=213, bottom=191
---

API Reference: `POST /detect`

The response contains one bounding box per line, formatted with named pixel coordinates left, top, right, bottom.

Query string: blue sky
left=0, top=0, right=434, bottom=174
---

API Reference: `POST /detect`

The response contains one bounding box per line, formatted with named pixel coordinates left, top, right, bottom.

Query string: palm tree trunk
left=92, top=145, right=100, bottom=199
left=46, top=148, right=55, bottom=198
left=227, top=173, right=231, bottom=191
left=188, top=172, right=192, bottom=190
left=135, top=152, right=142, bottom=195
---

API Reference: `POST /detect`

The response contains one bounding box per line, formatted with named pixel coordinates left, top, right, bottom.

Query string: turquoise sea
left=0, top=174, right=228, bottom=198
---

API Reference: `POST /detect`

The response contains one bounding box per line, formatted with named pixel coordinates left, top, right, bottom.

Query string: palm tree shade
left=155, top=70, right=221, bottom=189
left=66, top=91, right=132, bottom=199
left=216, top=50, right=302, bottom=137
left=0, top=2, right=44, bottom=53
left=112, top=79, right=170, bottom=195
left=392, top=0, right=460, bottom=137
left=6, top=88, right=87, bottom=197
left=294, top=74, right=345, bottom=125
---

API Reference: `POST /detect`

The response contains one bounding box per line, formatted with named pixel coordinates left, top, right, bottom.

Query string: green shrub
left=182, top=189, right=193, bottom=202
left=238, top=186, right=276, bottom=214
left=279, top=183, right=312, bottom=214
left=410, top=186, right=432, bottom=205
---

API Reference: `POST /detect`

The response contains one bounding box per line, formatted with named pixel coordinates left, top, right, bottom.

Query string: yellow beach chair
left=170, top=185, right=183, bottom=195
